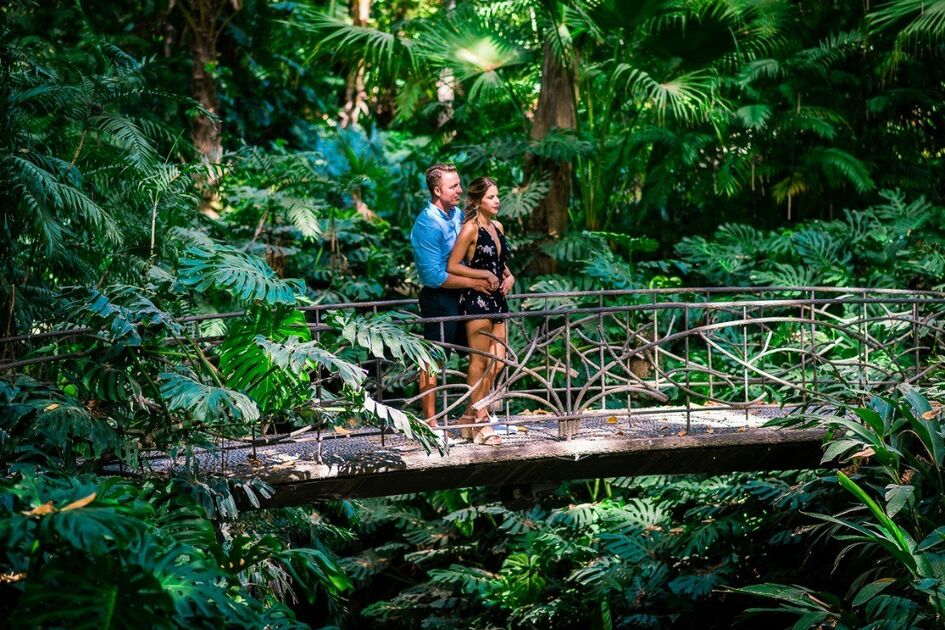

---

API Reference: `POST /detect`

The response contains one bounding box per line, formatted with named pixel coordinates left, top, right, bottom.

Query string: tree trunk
left=191, top=30, right=222, bottom=165
left=525, top=41, right=577, bottom=272
left=177, top=0, right=240, bottom=214
left=340, top=0, right=370, bottom=128
left=435, top=0, right=457, bottom=129
left=436, top=68, right=456, bottom=129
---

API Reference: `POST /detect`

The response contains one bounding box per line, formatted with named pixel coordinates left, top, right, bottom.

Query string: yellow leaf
left=706, top=427, right=714, bottom=434
left=61, top=493, right=97, bottom=512
left=606, top=416, right=618, bottom=424
left=677, top=430, right=687, bottom=437
left=333, top=426, right=351, bottom=436
left=22, top=501, right=55, bottom=517
left=846, top=447, right=875, bottom=460
left=44, top=403, right=60, bottom=411
left=922, top=410, right=938, bottom=420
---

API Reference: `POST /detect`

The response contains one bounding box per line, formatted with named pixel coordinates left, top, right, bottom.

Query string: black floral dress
left=459, top=224, right=511, bottom=320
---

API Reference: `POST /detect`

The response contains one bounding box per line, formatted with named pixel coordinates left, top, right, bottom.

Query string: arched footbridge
left=4, top=287, right=944, bottom=507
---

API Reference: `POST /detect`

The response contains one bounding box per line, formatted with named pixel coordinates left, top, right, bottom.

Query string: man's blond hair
left=425, top=163, right=457, bottom=196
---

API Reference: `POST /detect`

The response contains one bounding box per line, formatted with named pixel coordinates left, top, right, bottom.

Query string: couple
left=410, top=163, right=514, bottom=447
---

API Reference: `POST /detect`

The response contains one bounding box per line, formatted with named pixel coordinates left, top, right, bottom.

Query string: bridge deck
left=146, top=406, right=829, bottom=506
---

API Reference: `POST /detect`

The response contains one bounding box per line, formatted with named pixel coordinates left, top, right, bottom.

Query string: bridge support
left=249, top=428, right=830, bottom=508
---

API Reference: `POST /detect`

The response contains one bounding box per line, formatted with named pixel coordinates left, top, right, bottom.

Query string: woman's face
left=479, top=185, right=500, bottom=218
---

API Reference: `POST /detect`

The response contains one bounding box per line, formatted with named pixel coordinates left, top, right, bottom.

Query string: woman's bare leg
left=485, top=322, right=507, bottom=413
left=465, top=318, right=500, bottom=444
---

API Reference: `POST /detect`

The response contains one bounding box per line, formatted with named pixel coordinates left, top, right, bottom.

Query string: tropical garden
left=1, top=0, right=945, bottom=626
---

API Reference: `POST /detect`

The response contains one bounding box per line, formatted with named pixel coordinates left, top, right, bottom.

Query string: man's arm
left=441, top=273, right=493, bottom=292
left=412, top=216, right=451, bottom=288
left=411, top=215, right=494, bottom=293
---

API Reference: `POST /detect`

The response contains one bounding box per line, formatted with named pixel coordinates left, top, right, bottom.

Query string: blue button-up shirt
left=411, top=202, right=463, bottom=288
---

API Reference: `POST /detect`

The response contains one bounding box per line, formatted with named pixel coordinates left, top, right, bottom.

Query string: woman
left=447, top=177, right=513, bottom=445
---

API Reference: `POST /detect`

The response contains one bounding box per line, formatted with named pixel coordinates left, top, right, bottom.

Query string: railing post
left=373, top=305, right=386, bottom=447
left=559, top=313, right=577, bottom=440
left=706, top=292, right=714, bottom=401
left=742, top=305, right=749, bottom=421
left=799, top=303, right=808, bottom=404
left=913, top=300, right=920, bottom=381
left=652, top=295, right=660, bottom=391
left=626, top=309, right=633, bottom=430
left=440, top=318, right=448, bottom=442
left=809, top=290, right=817, bottom=398
left=315, top=309, right=323, bottom=459
left=684, top=305, right=691, bottom=433
left=861, top=291, right=868, bottom=402
left=599, top=294, right=606, bottom=412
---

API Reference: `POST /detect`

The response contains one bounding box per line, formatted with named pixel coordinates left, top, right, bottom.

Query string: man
left=411, top=164, right=501, bottom=431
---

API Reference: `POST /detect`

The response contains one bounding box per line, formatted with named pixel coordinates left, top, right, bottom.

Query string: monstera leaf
left=159, top=373, right=259, bottom=424
left=178, top=244, right=304, bottom=306
left=218, top=305, right=312, bottom=414
left=256, top=335, right=366, bottom=390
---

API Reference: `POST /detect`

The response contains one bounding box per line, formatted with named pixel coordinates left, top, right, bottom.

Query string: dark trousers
left=418, top=287, right=468, bottom=357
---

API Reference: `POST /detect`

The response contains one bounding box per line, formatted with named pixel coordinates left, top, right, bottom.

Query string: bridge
left=3, top=287, right=943, bottom=506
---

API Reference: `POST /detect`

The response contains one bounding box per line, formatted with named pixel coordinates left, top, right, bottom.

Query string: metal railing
left=3, top=287, right=945, bottom=447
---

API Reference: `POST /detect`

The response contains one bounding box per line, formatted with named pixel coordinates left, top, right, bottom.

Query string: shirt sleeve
left=411, top=214, right=449, bottom=288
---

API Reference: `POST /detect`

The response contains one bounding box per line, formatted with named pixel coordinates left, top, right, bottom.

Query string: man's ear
left=433, top=186, right=441, bottom=198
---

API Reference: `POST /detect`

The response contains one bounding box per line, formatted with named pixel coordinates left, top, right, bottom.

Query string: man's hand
left=500, top=273, right=515, bottom=296
left=471, top=277, right=494, bottom=294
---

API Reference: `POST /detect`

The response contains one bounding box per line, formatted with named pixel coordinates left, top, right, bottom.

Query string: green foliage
left=740, top=387, right=945, bottom=627
left=159, top=372, right=261, bottom=424
left=340, top=469, right=835, bottom=627
left=179, top=244, right=305, bottom=306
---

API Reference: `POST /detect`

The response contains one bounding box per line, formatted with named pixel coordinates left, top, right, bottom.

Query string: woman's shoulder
left=493, top=220, right=505, bottom=233
left=459, top=221, right=479, bottom=236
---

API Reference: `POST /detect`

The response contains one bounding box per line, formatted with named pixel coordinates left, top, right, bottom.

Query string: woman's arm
left=493, top=221, right=515, bottom=295
left=448, top=224, right=497, bottom=283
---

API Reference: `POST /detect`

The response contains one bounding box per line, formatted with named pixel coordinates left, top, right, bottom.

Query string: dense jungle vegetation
left=2, top=0, right=945, bottom=627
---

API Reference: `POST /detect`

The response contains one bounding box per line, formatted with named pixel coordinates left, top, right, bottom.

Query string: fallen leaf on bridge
left=706, top=427, right=714, bottom=434
left=677, top=430, right=687, bottom=437
left=333, top=426, right=352, bottom=436
left=606, top=416, right=618, bottom=424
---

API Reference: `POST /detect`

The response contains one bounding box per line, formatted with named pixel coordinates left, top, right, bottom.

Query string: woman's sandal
left=473, top=425, right=502, bottom=446
left=458, top=414, right=476, bottom=441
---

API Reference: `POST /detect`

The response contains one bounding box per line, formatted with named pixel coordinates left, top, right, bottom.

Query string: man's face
left=436, top=172, right=463, bottom=207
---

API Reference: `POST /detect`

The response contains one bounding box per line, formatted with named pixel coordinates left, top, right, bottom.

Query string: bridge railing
left=310, top=287, right=944, bottom=440
left=3, top=287, right=944, bottom=444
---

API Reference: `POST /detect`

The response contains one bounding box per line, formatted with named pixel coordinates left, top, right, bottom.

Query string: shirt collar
left=426, top=201, right=458, bottom=220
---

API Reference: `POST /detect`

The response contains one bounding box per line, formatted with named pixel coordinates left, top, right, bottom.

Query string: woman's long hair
left=463, top=177, right=498, bottom=224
